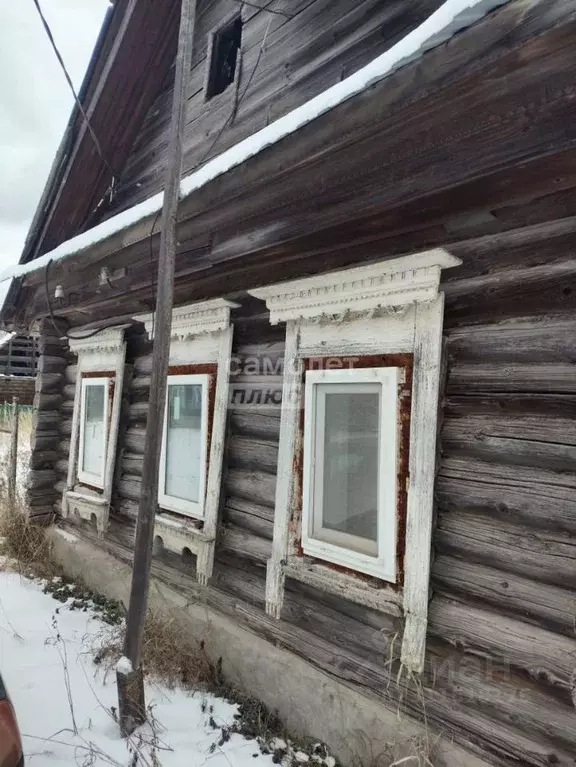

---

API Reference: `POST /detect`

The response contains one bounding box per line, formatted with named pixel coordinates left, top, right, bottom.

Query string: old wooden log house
left=2, top=0, right=576, bottom=762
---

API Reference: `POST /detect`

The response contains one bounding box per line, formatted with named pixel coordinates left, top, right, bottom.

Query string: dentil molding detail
left=249, top=248, right=460, bottom=324
left=136, top=299, right=239, bottom=340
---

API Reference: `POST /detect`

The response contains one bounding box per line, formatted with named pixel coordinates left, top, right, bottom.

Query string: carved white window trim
left=63, top=326, right=128, bottom=537
left=135, top=299, right=238, bottom=585
left=249, top=248, right=460, bottom=673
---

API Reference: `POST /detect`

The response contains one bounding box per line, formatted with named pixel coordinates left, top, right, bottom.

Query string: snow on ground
left=0, top=571, right=275, bottom=767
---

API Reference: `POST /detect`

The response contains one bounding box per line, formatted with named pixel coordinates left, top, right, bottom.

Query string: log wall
left=44, top=238, right=576, bottom=766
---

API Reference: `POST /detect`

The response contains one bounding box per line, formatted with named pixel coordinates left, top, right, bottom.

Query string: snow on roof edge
left=0, top=0, right=510, bottom=294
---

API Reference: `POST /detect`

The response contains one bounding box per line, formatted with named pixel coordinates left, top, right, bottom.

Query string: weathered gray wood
left=224, top=468, right=276, bottom=509
left=436, top=511, right=576, bottom=588
left=122, top=0, right=198, bottom=720
left=78, top=523, right=576, bottom=767
left=448, top=362, right=576, bottom=394
left=433, top=554, right=575, bottom=634
left=224, top=507, right=273, bottom=540
left=229, top=410, right=281, bottom=440
left=7, top=398, right=18, bottom=506
left=221, top=524, right=272, bottom=564
left=436, top=474, right=576, bottom=533
left=428, top=596, right=576, bottom=690
left=227, top=434, right=278, bottom=474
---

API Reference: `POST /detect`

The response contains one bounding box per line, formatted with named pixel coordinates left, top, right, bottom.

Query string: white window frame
left=158, top=373, right=210, bottom=519
left=77, top=377, right=111, bottom=489
left=302, top=368, right=399, bottom=580
left=134, top=299, right=238, bottom=585
left=249, top=248, right=462, bottom=674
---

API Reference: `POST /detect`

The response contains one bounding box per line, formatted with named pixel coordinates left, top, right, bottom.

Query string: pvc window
left=302, top=368, right=399, bottom=581
left=78, top=378, right=110, bottom=489
left=159, top=374, right=210, bottom=519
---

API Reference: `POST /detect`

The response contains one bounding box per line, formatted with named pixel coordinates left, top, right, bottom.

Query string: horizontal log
left=118, top=475, right=142, bottom=502
left=121, top=453, right=143, bottom=478
left=127, top=402, right=148, bottom=424
left=446, top=318, right=576, bottom=364
left=32, top=410, right=61, bottom=431
left=221, top=524, right=272, bottom=564
left=30, top=431, right=60, bottom=452
left=59, top=418, right=72, bottom=437
left=432, top=554, right=575, bottom=634
left=439, top=454, right=576, bottom=490
left=28, top=469, right=58, bottom=490
left=229, top=410, right=281, bottom=441
left=29, top=449, right=60, bottom=471
left=435, top=509, right=576, bottom=588
left=227, top=434, right=278, bottom=475
left=436, top=473, right=576, bottom=533
left=34, top=394, right=63, bottom=412
left=447, top=362, right=576, bottom=394
left=224, top=506, right=273, bottom=540
left=54, top=459, right=69, bottom=477
left=443, top=410, right=576, bottom=447
left=224, top=495, right=274, bottom=523
left=124, top=426, right=145, bottom=454
left=64, top=365, right=77, bottom=384
left=442, top=424, right=576, bottom=473
left=62, top=384, right=76, bottom=401
left=224, top=468, right=276, bottom=509
left=37, top=355, right=68, bottom=375
left=36, top=373, right=63, bottom=395
left=429, top=596, right=576, bottom=690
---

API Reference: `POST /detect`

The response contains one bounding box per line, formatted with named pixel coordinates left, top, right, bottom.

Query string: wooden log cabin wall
left=8, top=0, right=576, bottom=764
left=39, top=235, right=576, bottom=765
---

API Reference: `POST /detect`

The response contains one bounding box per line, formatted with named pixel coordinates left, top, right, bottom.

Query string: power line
left=230, top=0, right=294, bottom=18
left=31, top=0, right=118, bottom=180
left=146, top=0, right=278, bottom=317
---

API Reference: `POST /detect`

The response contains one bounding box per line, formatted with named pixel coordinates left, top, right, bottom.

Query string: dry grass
left=93, top=609, right=217, bottom=690
left=0, top=499, right=55, bottom=576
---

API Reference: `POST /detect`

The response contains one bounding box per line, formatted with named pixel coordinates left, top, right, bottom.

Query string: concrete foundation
left=48, top=526, right=489, bottom=767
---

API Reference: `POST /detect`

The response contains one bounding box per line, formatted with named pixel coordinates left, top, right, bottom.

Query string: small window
left=302, top=367, right=399, bottom=581
left=159, top=374, right=209, bottom=518
left=78, top=377, right=110, bottom=488
left=206, top=16, right=242, bottom=100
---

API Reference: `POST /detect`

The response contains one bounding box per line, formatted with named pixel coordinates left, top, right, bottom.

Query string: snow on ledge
left=0, top=0, right=509, bottom=289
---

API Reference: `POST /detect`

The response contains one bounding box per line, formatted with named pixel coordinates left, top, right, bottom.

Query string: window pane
left=321, top=391, right=379, bottom=544
left=165, top=384, right=203, bottom=502
left=82, top=385, right=105, bottom=476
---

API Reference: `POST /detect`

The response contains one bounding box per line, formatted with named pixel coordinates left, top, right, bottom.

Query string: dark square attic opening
left=206, top=16, right=242, bottom=100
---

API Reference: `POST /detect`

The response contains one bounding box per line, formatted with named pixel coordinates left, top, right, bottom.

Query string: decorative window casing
left=135, top=299, right=237, bottom=585
left=249, top=248, right=460, bottom=673
left=63, top=326, right=128, bottom=536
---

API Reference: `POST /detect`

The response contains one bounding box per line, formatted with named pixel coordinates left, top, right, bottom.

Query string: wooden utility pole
left=117, top=0, right=197, bottom=736
left=7, top=397, right=19, bottom=505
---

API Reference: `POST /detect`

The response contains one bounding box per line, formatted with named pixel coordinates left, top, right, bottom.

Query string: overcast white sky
left=0, top=1, right=110, bottom=269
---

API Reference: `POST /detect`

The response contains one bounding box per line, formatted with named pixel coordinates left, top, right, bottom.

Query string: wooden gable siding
left=42, top=228, right=576, bottom=765
left=12, top=0, right=576, bottom=331
left=100, top=0, right=443, bottom=220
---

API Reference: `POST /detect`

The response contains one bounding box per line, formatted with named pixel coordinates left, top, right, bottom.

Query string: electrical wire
left=230, top=0, right=293, bottom=18
left=145, top=0, right=277, bottom=325
left=31, top=0, right=118, bottom=181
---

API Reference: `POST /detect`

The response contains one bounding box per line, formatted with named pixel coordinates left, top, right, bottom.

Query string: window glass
left=82, top=384, right=106, bottom=477
left=321, top=390, right=379, bottom=545
left=165, top=383, right=203, bottom=503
